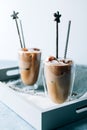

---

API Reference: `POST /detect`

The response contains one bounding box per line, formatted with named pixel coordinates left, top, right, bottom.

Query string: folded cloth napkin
left=80, top=92, right=87, bottom=99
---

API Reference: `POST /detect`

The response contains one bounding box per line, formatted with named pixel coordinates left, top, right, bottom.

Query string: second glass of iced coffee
left=44, top=56, right=75, bottom=104
left=18, top=48, right=41, bottom=92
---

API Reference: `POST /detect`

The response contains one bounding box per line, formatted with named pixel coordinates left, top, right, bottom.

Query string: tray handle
left=76, top=105, right=87, bottom=113
left=0, top=67, right=20, bottom=81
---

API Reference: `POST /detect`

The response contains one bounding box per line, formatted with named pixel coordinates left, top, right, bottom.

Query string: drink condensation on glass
left=18, top=48, right=41, bottom=86
left=44, top=56, right=75, bottom=104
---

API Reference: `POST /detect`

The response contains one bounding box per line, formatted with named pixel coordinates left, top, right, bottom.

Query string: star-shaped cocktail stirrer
left=54, top=11, right=61, bottom=59
left=11, top=11, right=19, bottom=19
left=54, top=11, right=61, bottom=23
left=11, top=11, right=23, bottom=48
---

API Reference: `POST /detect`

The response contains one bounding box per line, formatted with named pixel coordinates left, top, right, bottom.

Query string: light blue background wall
left=0, top=0, right=87, bottom=65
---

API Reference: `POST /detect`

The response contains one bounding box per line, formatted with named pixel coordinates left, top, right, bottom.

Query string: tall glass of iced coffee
left=18, top=48, right=41, bottom=90
left=44, top=56, right=75, bottom=104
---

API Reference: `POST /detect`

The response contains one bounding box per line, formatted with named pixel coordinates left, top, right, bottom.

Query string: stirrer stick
left=64, top=20, right=71, bottom=59
left=19, top=19, right=26, bottom=48
left=11, top=11, right=23, bottom=48
left=54, top=11, right=61, bottom=59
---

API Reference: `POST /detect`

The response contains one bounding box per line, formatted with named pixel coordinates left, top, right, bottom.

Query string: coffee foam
left=45, top=60, right=73, bottom=66
left=19, top=50, right=41, bottom=54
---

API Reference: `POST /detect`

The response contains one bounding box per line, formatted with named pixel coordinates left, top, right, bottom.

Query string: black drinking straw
left=11, top=11, right=23, bottom=48
left=54, top=11, right=61, bottom=59
left=64, top=20, right=71, bottom=59
left=19, top=19, right=26, bottom=48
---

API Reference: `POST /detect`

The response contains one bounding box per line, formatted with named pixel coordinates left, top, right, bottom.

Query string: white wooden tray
left=0, top=82, right=87, bottom=130
left=0, top=61, right=87, bottom=130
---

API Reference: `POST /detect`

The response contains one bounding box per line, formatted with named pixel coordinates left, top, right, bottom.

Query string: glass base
left=6, top=78, right=45, bottom=96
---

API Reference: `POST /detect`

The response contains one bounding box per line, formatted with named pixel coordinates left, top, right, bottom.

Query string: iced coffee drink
left=19, top=48, right=41, bottom=85
left=44, top=56, right=75, bottom=104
